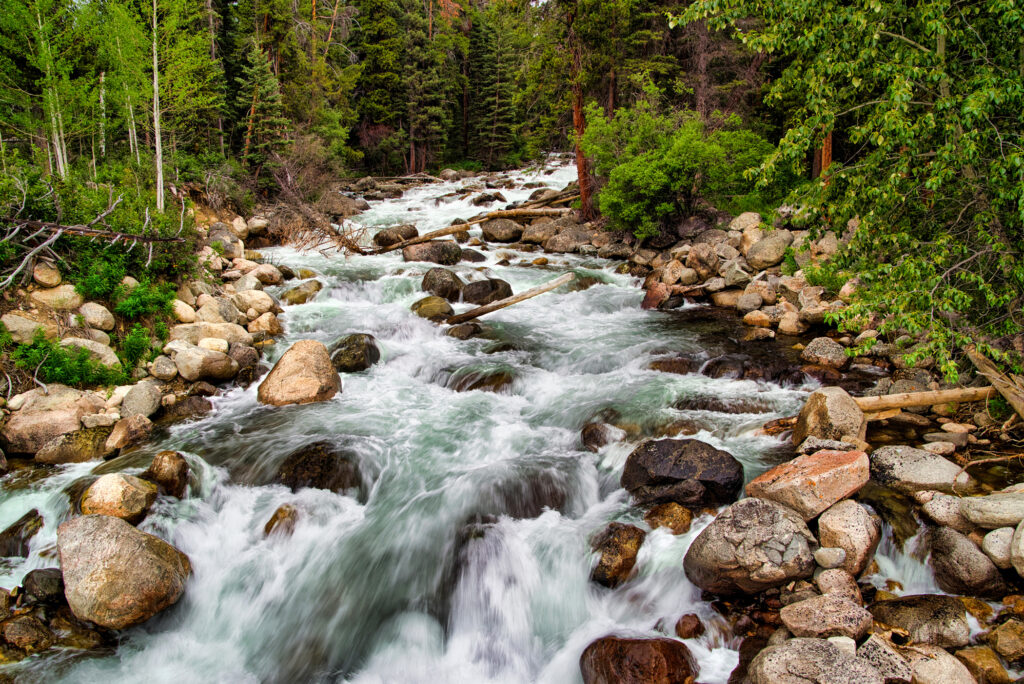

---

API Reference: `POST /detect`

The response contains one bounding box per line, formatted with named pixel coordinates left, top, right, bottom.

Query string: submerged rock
left=580, top=635, right=698, bottom=684
left=411, top=296, right=454, bottom=321
left=0, top=509, right=44, bottom=558
left=274, top=441, right=361, bottom=494
left=589, top=522, right=646, bottom=588
left=620, top=438, right=743, bottom=508
left=57, top=515, right=191, bottom=630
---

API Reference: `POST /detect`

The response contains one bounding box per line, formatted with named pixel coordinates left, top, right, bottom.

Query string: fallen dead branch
left=968, top=348, right=1024, bottom=423
left=446, top=273, right=575, bottom=325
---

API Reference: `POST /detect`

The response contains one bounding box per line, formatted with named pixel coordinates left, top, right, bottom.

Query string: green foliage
left=2, top=329, right=127, bottom=387
left=582, top=103, right=782, bottom=239
left=117, top=324, right=154, bottom=368
left=112, top=280, right=176, bottom=319
left=780, top=248, right=798, bottom=277
left=681, top=0, right=1024, bottom=378
left=74, top=256, right=128, bottom=301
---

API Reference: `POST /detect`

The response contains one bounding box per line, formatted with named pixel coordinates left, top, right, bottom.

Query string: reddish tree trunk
left=568, top=18, right=593, bottom=220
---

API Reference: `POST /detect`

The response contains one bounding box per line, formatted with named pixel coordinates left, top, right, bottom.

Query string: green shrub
left=780, top=248, right=799, bottom=276
left=113, top=280, right=176, bottom=320
left=73, top=255, right=128, bottom=300
left=117, top=325, right=155, bottom=369
left=4, top=330, right=127, bottom=387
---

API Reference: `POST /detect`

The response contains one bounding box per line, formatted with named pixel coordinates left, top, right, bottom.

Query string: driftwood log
left=446, top=273, right=575, bottom=325
left=852, top=386, right=996, bottom=412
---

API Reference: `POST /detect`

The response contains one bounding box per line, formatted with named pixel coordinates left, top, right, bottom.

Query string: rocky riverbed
left=0, top=161, right=1021, bottom=683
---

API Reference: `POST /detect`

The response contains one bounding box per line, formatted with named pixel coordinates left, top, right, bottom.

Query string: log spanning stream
left=2, top=163, right=935, bottom=683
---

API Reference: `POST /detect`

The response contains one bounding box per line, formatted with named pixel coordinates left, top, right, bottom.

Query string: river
left=2, top=161, right=932, bottom=683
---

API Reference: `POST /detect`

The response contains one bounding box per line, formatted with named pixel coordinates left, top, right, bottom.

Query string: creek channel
left=3, top=162, right=935, bottom=683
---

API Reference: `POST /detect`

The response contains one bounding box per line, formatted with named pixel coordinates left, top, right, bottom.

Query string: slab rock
left=258, top=340, right=340, bottom=407
left=748, top=638, right=884, bottom=684
left=1, top=311, right=58, bottom=344
left=165, top=340, right=240, bottom=382
left=817, top=499, right=881, bottom=575
left=870, top=445, right=975, bottom=494
left=81, top=473, right=158, bottom=524
left=683, top=497, right=817, bottom=595
left=589, top=522, right=646, bottom=589
left=579, top=636, right=698, bottom=684
left=792, top=386, right=866, bottom=446
left=57, top=515, right=191, bottom=630
left=34, top=426, right=114, bottom=464
left=745, top=449, right=869, bottom=520
left=1, top=385, right=105, bottom=455
left=869, top=594, right=970, bottom=648
left=620, top=438, right=743, bottom=508
left=961, top=493, right=1024, bottom=529
left=30, top=284, right=83, bottom=310
left=60, top=337, right=121, bottom=368
left=780, top=593, right=873, bottom=639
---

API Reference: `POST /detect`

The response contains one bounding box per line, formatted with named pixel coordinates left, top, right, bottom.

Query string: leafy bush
left=73, top=255, right=129, bottom=300
left=113, top=280, right=176, bottom=320
left=117, top=325, right=155, bottom=369
left=3, top=329, right=127, bottom=387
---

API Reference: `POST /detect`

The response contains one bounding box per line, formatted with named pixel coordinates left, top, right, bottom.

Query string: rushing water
left=4, top=162, right=925, bottom=683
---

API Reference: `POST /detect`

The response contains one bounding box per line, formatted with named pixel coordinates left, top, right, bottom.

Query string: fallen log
left=967, top=349, right=1024, bottom=423
left=852, top=386, right=996, bottom=412
left=373, top=207, right=572, bottom=254
left=446, top=273, right=575, bottom=325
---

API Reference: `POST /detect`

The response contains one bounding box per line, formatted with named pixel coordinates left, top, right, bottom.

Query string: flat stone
left=748, top=638, right=884, bottom=684
left=745, top=449, right=869, bottom=520
left=961, top=493, right=1024, bottom=528
left=1, top=312, right=59, bottom=344
left=780, top=593, right=873, bottom=639
left=30, top=284, right=83, bottom=310
left=922, top=441, right=956, bottom=456
left=35, top=426, right=113, bottom=464
left=868, top=594, right=969, bottom=648
left=870, top=445, right=975, bottom=494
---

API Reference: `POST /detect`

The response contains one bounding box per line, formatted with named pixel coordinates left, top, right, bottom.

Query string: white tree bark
left=152, top=0, right=164, bottom=213
left=99, top=71, right=106, bottom=158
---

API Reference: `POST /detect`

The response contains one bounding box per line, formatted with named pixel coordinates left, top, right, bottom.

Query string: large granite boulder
left=620, top=439, right=743, bottom=508
left=792, top=387, right=865, bottom=446
left=80, top=474, right=158, bottom=524
left=274, top=441, right=360, bottom=494
left=57, top=515, right=191, bottom=630
left=1, top=385, right=105, bottom=455
left=748, top=638, right=883, bottom=684
left=744, top=449, right=869, bottom=520
left=683, top=497, right=817, bottom=595
left=402, top=241, right=462, bottom=265
left=257, top=340, right=340, bottom=406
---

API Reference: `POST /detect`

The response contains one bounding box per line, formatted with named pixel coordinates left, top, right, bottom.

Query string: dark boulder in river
left=330, top=333, right=381, bottom=373
left=620, top=438, right=743, bottom=508
left=589, top=522, right=646, bottom=588
left=402, top=240, right=462, bottom=265
left=461, top=278, right=512, bottom=305
left=274, top=441, right=361, bottom=495
left=373, top=224, right=418, bottom=248
left=422, top=267, right=464, bottom=301
left=580, top=635, right=699, bottom=684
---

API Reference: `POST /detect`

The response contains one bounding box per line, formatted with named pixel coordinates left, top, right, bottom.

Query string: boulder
left=257, top=340, right=340, bottom=406
left=231, top=290, right=276, bottom=316
left=57, top=515, right=191, bottom=630
left=589, top=522, right=646, bottom=588
left=411, top=296, right=453, bottom=321
left=142, top=450, right=190, bottom=498
left=274, top=441, right=360, bottom=493
left=402, top=241, right=462, bottom=265
left=683, top=497, right=817, bottom=595
left=22, top=567, right=64, bottom=604
left=372, top=224, right=418, bottom=248
left=982, top=527, right=1014, bottom=569
left=462, top=278, right=512, bottom=305
left=778, top=311, right=810, bottom=335
left=816, top=568, right=862, bottom=604
left=105, top=415, right=153, bottom=451
left=30, top=284, right=84, bottom=310
left=281, top=279, right=323, bottom=305
left=1, top=312, right=59, bottom=344
left=169, top=322, right=253, bottom=346
left=961, top=493, right=1024, bottom=529
left=33, top=262, right=62, bottom=287
left=905, top=645, right=978, bottom=684
left=928, top=526, right=1011, bottom=599
left=422, top=268, right=464, bottom=301
left=543, top=229, right=592, bottom=253
left=150, top=355, right=178, bottom=381
left=250, top=264, right=284, bottom=286
left=166, top=341, right=240, bottom=382
left=620, top=438, right=743, bottom=508
left=1, top=385, right=105, bottom=454
left=522, top=222, right=559, bottom=245
left=780, top=593, right=873, bottom=639
left=249, top=312, right=283, bottom=335
left=685, top=243, right=720, bottom=281
left=121, top=381, right=162, bottom=419
left=868, top=594, right=969, bottom=648
left=171, top=299, right=197, bottom=323
left=745, top=449, right=869, bottom=520
left=79, top=302, right=115, bottom=331
left=81, top=473, right=158, bottom=524
left=196, top=298, right=244, bottom=325
left=747, top=231, right=794, bottom=271
left=817, top=499, right=881, bottom=575
left=792, top=387, right=865, bottom=445
left=481, top=219, right=523, bottom=243
left=330, top=333, right=381, bottom=373
left=870, top=445, right=975, bottom=494
left=988, top=619, right=1024, bottom=661
left=856, top=634, right=914, bottom=683
left=35, top=426, right=114, bottom=464
left=60, top=337, right=121, bottom=368
left=801, top=337, right=849, bottom=369
left=1, top=615, right=54, bottom=653
left=748, top=638, right=884, bottom=684
left=580, top=636, right=698, bottom=684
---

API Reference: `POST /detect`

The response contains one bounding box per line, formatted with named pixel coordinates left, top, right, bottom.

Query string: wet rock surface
left=580, top=635, right=698, bottom=684
left=620, top=438, right=743, bottom=508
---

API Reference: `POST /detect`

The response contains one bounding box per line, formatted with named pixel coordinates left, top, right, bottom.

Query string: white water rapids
left=2, top=161, right=937, bottom=683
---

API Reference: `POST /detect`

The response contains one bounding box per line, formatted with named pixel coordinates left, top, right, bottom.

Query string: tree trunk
left=99, top=71, right=106, bottom=158
left=693, top=20, right=712, bottom=123
left=152, top=0, right=164, bottom=213
left=567, top=12, right=593, bottom=220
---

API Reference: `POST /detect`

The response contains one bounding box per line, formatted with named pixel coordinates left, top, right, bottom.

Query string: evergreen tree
left=236, top=44, right=290, bottom=176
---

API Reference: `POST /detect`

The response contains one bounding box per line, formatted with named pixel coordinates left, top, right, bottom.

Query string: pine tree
left=236, top=44, right=290, bottom=174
